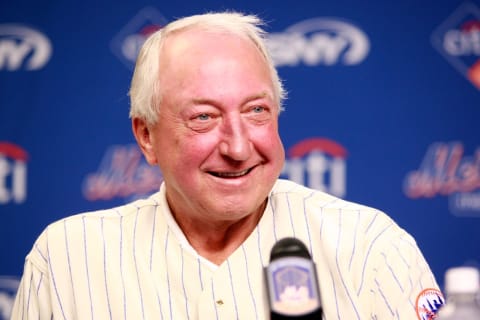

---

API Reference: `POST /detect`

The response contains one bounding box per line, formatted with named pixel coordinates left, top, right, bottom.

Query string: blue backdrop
left=1, top=0, right=479, bottom=318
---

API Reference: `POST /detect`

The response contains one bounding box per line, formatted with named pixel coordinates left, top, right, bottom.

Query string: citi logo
left=281, top=138, right=348, bottom=198
left=0, top=142, right=28, bottom=204
left=431, top=2, right=480, bottom=89
left=110, top=7, right=168, bottom=69
left=266, top=18, right=370, bottom=67
left=0, top=24, right=52, bottom=71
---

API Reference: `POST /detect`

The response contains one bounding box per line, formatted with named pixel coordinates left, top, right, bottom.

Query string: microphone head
left=265, top=237, right=322, bottom=318
left=269, top=237, right=311, bottom=261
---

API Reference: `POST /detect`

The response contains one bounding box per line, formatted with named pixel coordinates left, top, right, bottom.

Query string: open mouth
left=209, top=167, right=254, bottom=178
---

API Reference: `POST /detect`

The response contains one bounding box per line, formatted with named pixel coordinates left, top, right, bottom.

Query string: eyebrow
left=191, top=91, right=273, bottom=106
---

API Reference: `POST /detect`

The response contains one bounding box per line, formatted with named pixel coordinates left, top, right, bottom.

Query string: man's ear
left=132, top=118, right=158, bottom=165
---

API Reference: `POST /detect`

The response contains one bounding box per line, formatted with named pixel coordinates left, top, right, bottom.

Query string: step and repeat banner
left=1, top=0, right=479, bottom=318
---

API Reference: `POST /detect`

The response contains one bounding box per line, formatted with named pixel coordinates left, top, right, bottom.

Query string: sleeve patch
left=415, top=288, right=445, bottom=320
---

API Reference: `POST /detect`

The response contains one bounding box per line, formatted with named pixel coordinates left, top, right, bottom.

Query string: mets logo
left=403, top=141, right=480, bottom=216
left=82, top=144, right=163, bottom=202
left=415, top=288, right=445, bottom=320
left=0, top=276, right=20, bottom=320
left=431, top=2, right=480, bottom=89
left=281, top=137, right=348, bottom=198
left=110, top=7, right=168, bottom=69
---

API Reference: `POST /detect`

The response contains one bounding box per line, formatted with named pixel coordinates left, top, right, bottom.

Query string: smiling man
left=12, top=11, right=443, bottom=320
left=131, top=23, right=285, bottom=265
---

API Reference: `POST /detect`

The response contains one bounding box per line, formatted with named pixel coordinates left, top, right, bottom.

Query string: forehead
left=161, top=27, right=266, bottom=64
left=149, top=27, right=282, bottom=117
left=158, top=28, right=273, bottom=94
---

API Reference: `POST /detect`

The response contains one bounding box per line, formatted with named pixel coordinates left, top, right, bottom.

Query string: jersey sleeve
left=11, top=233, right=54, bottom=320
left=370, top=229, right=443, bottom=319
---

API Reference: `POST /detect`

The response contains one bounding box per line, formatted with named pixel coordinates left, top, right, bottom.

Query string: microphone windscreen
left=265, top=237, right=322, bottom=319
left=270, top=237, right=311, bottom=261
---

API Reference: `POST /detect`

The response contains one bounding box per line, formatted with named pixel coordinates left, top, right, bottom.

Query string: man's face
left=136, top=29, right=285, bottom=223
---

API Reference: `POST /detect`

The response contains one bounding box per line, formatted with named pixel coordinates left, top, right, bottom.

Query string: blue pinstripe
left=392, top=239, right=416, bottom=304
left=133, top=209, right=146, bottom=319
left=392, top=242, right=410, bottom=268
left=180, top=247, right=190, bottom=319
left=149, top=206, right=157, bottom=271
left=319, top=206, right=325, bottom=239
left=330, top=268, right=341, bottom=320
left=23, top=273, right=33, bottom=320
left=241, top=244, right=259, bottom=320
left=285, top=193, right=296, bottom=237
left=82, top=216, right=94, bottom=320
left=165, top=229, right=173, bottom=320
left=268, top=194, right=278, bottom=242
left=34, top=244, right=47, bottom=263
left=35, top=273, right=43, bottom=298
left=48, top=230, right=67, bottom=320
left=210, top=280, right=219, bottom=320
left=381, top=252, right=404, bottom=292
left=302, top=192, right=315, bottom=256
left=226, top=260, right=239, bottom=319
left=357, top=223, right=394, bottom=296
left=101, top=217, right=113, bottom=320
left=255, top=226, right=264, bottom=264
left=119, top=216, right=127, bottom=320
left=22, top=247, right=38, bottom=319
left=197, top=257, right=204, bottom=291
left=348, top=211, right=361, bottom=271
left=365, top=212, right=379, bottom=234
left=63, top=220, right=77, bottom=315
left=335, top=210, right=361, bottom=319
left=155, top=284, right=165, bottom=320
left=358, top=213, right=387, bottom=295
left=374, top=278, right=394, bottom=316
left=150, top=202, right=165, bottom=319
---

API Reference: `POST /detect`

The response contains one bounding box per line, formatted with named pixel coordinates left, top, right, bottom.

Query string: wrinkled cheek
left=275, top=142, right=286, bottom=174
left=269, top=131, right=285, bottom=157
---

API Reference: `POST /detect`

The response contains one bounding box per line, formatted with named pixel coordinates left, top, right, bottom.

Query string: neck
left=172, top=204, right=265, bottom=265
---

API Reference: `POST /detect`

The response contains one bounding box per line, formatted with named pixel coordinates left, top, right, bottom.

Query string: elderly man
left=12, top=11, right=442, bottom=319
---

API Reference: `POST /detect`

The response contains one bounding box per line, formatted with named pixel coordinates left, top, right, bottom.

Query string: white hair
left=128, top=11, right=286, bottom=125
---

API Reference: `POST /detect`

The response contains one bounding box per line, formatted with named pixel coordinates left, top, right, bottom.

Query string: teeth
left=214, top=169, right=250, bottom=177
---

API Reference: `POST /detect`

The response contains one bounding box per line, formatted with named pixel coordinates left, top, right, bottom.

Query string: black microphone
left=265, top=237, right=323, bottom=319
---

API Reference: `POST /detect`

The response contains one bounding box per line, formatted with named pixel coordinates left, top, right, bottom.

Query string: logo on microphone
left=110, top=7, right=168, bottom=69
left=0, top=142, right=28, bottom=205
left=431, top=2, right=480, bottom=89
left=281, top=137, right=348, bottom=198
left=0, top=24, right=52, bottom=71
left=268, top=258, right=320, bottom=315
left=266, top=17, right=370, bottom=67
left=0, top=276, right=20, bottom=320
left=266, top=238, right=322, bottom=317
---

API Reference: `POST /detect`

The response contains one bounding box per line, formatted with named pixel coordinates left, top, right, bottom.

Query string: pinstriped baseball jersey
left=11, top=179, right=440, bottom=319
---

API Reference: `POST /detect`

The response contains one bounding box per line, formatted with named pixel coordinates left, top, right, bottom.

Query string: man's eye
left=252, top=106, right=265, bottom=113
left=197, top=113, right=210, bottom=121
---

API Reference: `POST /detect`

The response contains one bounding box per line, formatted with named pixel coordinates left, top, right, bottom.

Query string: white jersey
left=11, top=179, right=442, bottom=319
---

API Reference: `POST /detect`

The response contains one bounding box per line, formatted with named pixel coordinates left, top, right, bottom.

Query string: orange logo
left=416, top=288, right=445, bottom=320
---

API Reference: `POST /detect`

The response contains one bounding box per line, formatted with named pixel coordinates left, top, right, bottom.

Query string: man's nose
left=218, top=117, right=252, bottom=161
